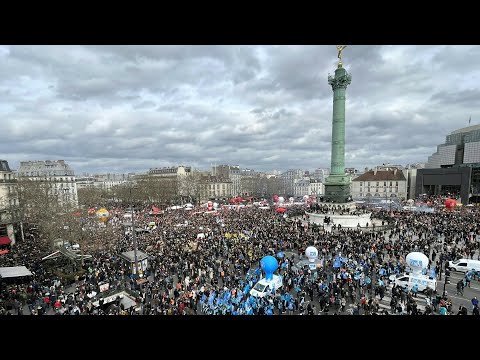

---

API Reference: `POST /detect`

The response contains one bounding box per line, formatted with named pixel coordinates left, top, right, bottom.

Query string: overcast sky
left=0, top=45, right=478, bottom=175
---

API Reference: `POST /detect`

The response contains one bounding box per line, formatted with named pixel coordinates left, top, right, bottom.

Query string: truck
left=448, top=259, right=480, bottom=273
left=249, top=275, right=283, bottom=298
left=394, top=273, right=437, bottom=292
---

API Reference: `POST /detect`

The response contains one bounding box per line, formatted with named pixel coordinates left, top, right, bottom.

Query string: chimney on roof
left=374, top=168, right=377, bottom=176
left=394, top=168, right=397, bottom=176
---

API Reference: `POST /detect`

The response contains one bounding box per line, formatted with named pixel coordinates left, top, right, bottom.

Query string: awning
left=0, top=266, right=33, bottom=278
left=0, top=236, right=11, bottom=245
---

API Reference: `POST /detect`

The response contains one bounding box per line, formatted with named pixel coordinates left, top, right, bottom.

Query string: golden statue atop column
left=336, top=45, right=347, bottom=67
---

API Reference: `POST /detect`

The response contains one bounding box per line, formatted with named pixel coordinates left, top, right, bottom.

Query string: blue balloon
left=261, top=255, right=278, bottom=281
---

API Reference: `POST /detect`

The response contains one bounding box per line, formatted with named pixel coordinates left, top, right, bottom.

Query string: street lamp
left=129, top=187, right=140, bottom=281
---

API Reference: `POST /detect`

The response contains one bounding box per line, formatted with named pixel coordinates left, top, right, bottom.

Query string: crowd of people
left=0, top=198, right=479, bottom=316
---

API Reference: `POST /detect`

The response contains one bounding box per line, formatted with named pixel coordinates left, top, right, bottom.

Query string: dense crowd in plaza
left=0, top=196, right=479, bottom=316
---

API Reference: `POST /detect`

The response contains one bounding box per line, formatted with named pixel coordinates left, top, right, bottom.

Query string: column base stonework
left=323, top=184, right=351, bottom=203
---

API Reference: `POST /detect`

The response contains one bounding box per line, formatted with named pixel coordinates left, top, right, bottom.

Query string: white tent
left=0, top=266, right=33, bottom=278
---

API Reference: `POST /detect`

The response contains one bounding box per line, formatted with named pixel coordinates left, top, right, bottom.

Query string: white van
left=249, top=275, right=283, bottom=298
left=394, top=273, right=437, bottom=292
left=448, top=259, right=480, bottom=273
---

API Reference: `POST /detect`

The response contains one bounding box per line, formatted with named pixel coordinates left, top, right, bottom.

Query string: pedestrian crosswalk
left=347, top=284, right=431, bottom=315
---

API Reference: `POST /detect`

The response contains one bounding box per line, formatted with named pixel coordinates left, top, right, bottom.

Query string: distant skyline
left=1, top=45, right=479, bottom=174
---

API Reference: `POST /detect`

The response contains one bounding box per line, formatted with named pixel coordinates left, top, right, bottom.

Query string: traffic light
left=443, top=268, right=450, bottom=297
left=444, top=268, right=450, bottom=284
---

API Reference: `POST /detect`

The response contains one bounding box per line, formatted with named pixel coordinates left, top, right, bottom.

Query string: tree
left=178, top=170, right=202, bottom=204
left=15, top=178, right=68, bottom=248
left=77, top=187, right=108, bottom=208
left=132, top=175, right=178, bottom=207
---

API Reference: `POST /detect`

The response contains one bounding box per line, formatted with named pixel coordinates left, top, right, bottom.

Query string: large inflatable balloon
left=445, top=198, right=457, bottom=210
left=305, top=246, right=319, bottom=263
left=96, top=208, right=109, bottom=223
left=303, top=195, right=310, bottom=201
left=406, top=252, right=429, bottom=274
left=278, top=196, right=285, bottom=204
left=273, top=195, right=279, bottom=203
left=236, top=196, right=243, bottom=204
left=230, top=197, right=236, bottom=205
left=260, top=255, right=278, bottom=281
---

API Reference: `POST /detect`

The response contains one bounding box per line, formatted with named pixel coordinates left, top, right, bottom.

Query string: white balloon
left=405, top=252, right=429, bottom=274
left=305, top=246, right=319, bottom=263
left=278, top=196, right=285, bottom=203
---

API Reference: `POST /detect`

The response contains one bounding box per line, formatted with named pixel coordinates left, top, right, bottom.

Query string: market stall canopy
left=0, top=266, right=33, bottom=279
left=149, top=206, right=163, bottom=215
left=41, top=247, right=92, bottom=261
left=0, top=236, right=12, bottom=245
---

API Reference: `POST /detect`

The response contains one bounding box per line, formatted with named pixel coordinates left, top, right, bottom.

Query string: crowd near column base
left=0, top=199, right=479, bottom=316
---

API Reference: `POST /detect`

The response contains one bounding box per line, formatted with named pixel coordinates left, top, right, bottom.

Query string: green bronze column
left=324, top=47, right=352, bottom=203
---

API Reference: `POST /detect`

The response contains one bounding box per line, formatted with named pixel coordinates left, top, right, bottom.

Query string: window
left=376, top=182, right=379, bottom=186
left=384, top=188, right=386, bottom=192
left=390, top=181, right=392, bottom=186
left=396, top=181, right=398, bottom=186
left=368, top=182, right=370, bottom=186
left=384, top=182, right=386, bottom=186
left=458, top=263, right=467, bottom=267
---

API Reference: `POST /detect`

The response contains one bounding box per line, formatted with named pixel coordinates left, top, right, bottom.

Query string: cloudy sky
left=0, top=45, right=478, bottom=175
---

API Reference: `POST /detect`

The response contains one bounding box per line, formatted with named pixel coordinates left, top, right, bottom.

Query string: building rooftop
left=0, top=160, right=11, bottom=172
left=18, top=160, right=75, bottom=176
left=120, top=250, right=148, bottom=262
left=353, top=169, right=406, bottom=182
left=451, top=124, right=480, bottom=135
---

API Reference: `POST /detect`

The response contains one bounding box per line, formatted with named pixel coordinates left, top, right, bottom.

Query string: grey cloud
left=0, top=45, right=479, bottom=174
left=133, top=101, right=156, bottom=109
left=430, top=89, right=480, bottom=106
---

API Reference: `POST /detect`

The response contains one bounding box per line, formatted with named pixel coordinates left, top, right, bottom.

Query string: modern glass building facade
left=418, top=124, right=480, bottom=204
